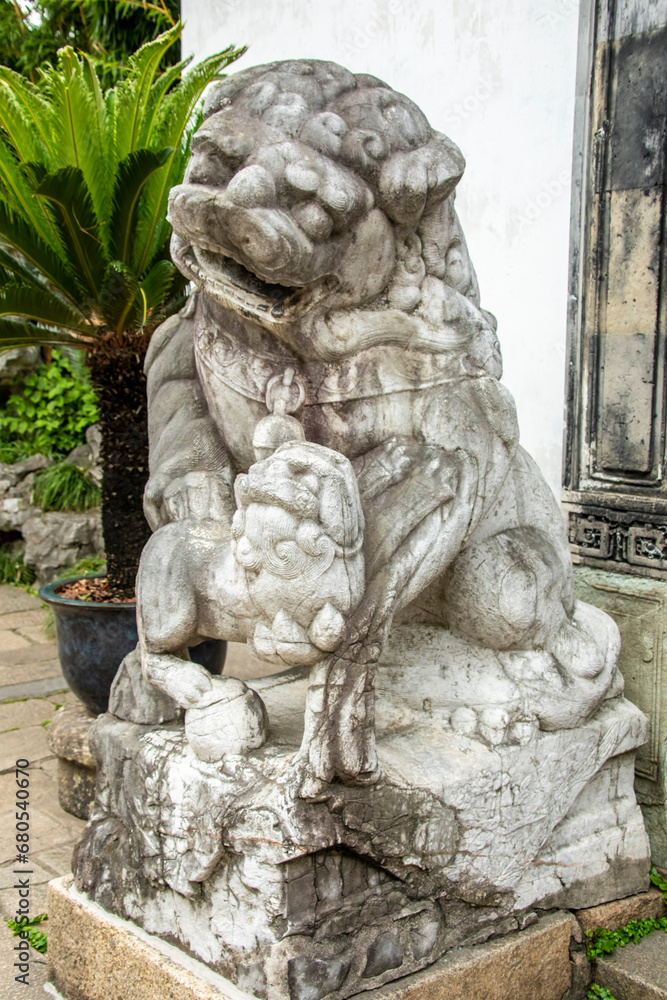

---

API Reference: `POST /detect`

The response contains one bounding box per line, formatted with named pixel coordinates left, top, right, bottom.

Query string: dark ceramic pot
left=39, top=575, right=227, bottom=715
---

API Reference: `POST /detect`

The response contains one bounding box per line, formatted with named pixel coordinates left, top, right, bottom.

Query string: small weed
left=33, top=462, right=100, bottom=513
left=6, top=913, right=47, bottom=953
left=586, top=916, right=667, bottom=960
left=43, top=607, right=56, bottom=640
left=40, top=719, right=50, bottom=726
left=587, top=986, right=616, bottom=1000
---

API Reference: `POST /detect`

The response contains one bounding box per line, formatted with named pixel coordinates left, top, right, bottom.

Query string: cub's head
left=170, top=60, right=492, bottom=364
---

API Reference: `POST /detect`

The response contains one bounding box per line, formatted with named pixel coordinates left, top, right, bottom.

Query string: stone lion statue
left=132, top=59, right=620, bottom=794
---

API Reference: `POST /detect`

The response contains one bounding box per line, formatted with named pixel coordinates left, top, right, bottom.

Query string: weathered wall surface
left=181, top=0, right=581, bottom=498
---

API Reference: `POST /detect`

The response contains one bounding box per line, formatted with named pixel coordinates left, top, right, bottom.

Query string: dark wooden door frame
left=563, top=0, right=667, bottom=579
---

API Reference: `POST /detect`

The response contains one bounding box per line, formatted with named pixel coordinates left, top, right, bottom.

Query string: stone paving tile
left=43, top=691, right=78, bottom=709
left=0, top=630, right=31, bottom=652
left=14, top=624, right=50, bottom=645
left=0, top=610, right=47, bottom=631
left=0, top=678, right=68, bottom=703
left=0, top=764, right=85, bottom=865
left=0, top=699, right=57, bottom=733
left=0, top=643, right=59, bottom=667
left=0, top=858, right=58, bottom=890
left=0, top=725, right=53, bottom=774
left=225, top=640, right=285, bottom=680
left=0, top=659, right=63, bottom=687
left=0, top=586, right=41, bottom=615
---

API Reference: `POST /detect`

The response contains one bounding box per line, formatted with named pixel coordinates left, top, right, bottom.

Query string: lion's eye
left=185, top=150, right=231, bottom=187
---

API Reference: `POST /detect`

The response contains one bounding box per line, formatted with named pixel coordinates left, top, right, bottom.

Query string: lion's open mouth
left=173, top=237, right=334, bottom=327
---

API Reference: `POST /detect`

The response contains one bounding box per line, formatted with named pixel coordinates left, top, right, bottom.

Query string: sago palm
left=0, top=23, right=244, bottom=594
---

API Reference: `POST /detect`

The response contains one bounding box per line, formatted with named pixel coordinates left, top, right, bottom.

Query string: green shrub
left=33, top=462, right=100, bottom=512
left=0, top=351, right=99, bottom=460
left=0, top=547, right=35, bottom=586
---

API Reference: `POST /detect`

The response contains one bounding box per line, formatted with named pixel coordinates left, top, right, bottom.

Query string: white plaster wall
left=181, top=0, right=581, bottom=497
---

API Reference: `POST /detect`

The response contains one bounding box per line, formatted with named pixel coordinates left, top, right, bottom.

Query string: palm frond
left=0, top=200, right=85, bottom=304
left=112, top=21, right=182, bottom=161
left=135, top=55, right=191, bottom=146
left=35, top=167, right=108, bottom=298
left=0, top=318, right=91, bottom=350
left=0, top=282, right=92, bottom=333
left=0, top=81, right=50, bottom=166
left=0, top=68, right=56, bottom=162
left=0, top=140, right=61, bottom=250
left=108, top=147, right=172, bottom=264
left=139, top=258, right=175, bottom=314
left=0, top=245, right=43, bottom=288
left=39, top=50, right=111, bottom=228
left=99, top=261, right=139, bottom=336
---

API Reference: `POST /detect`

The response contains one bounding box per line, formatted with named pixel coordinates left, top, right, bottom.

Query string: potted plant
left=0, top=23, right=244, bottom=711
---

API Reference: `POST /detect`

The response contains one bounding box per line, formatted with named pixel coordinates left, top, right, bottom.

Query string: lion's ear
left=378, top=134, right=465, bottom=227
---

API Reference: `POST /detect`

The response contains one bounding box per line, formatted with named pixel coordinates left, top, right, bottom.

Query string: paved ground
left=0, top=584, right=84, bottom=999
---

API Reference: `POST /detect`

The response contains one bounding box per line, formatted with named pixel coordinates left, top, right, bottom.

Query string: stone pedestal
left=71, top=625, right=651, bottom=1000
left=46, top=703, right=97, bottom=820
left=46, top=876, right=586, bottom=1000
left=574, top=568, right=667, bottom=865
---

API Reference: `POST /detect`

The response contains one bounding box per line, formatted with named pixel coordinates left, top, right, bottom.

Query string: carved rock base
left=46, top=876, right=584, bottom=1000
left=74, top=627, right=651, bottom=1000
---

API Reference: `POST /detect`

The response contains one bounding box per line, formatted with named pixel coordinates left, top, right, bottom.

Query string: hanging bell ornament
left=252, top=367, right=307, bottom=461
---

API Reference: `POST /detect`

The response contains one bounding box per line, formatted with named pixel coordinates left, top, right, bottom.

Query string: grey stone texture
left=22, top=511, right=103, bottom=586
left=68, top=58, right=654, bottom=1000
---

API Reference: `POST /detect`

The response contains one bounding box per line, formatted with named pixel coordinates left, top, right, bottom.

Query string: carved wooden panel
left=563, top=0, right=667, bottom=578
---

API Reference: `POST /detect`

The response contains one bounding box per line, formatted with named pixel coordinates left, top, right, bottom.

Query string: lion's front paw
left=250, top=602, right=347, bottom=666
left=184, top=676, right=268, bottom=762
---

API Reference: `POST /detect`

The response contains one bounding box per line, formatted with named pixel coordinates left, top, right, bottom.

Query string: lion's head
left=169, top=59, right=498, bottom=371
